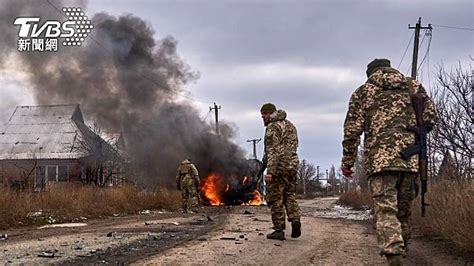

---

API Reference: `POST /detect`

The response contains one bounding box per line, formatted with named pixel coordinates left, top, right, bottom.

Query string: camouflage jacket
left=264, top=110, right=299, bottom=176
left=342, top=67, right=438, bottom=176
left=176, top=159, right=200, bottom=187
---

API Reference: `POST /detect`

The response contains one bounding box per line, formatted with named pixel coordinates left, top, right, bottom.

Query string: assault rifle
left=253, top=155, right=267, bottom=192
left=400, top=87, right=432, bottom=217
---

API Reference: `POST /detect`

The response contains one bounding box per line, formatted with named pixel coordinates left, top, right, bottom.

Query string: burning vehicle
left=200, top=158, right=265, bottom=206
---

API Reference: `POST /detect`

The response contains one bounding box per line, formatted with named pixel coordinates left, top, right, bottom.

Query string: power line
left=432, top=24, right=474, bottom=32
left=200, top=109, right=212, bottom=121
left=45, top=0, right=212, bottom=105
left=398, top=31, right=415, bottom=69
left=417, top=28, right=433, bottom=84
left=418, top=29, right=432, bottom=72
left=427, top=43, right=432, bottom=91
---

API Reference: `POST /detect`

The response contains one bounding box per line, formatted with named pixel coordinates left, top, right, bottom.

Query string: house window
left=46, top=165, right=69, bottom=182
left=46, top=166, right=58, bottom=182
left=58, top=165, right=68, bottom=181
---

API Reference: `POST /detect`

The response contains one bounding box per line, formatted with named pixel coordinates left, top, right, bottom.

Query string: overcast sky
left=1, top=0, right=472, bottom=173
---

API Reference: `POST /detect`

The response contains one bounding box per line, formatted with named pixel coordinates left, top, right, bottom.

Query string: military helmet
left=366, top=58, right=391, bottom=77
left=260, top=103, right=277, bottom=113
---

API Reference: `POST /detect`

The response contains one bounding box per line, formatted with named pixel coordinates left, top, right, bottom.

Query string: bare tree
left=71, top=122, right=124, bottom=187
left=437, top=151, right=459, bottom=179
left=296, top=159, right=318, bottom=195
left=6, top=159, right=38, bottom=191
left=430, top=63, right=473, bottom=179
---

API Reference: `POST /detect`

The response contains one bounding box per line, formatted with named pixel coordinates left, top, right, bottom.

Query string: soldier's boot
left=386, top=255, right=404, bottom=266
left=291, top=220, right=301, bottom=238
left=266, top=230, right=285, bottom=241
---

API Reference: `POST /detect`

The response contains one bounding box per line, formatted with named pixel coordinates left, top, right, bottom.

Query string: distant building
left=0, top=104, right=125, bottom=190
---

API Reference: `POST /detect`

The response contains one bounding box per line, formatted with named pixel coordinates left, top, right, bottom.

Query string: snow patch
left=311, top=204, right=372, bottom=221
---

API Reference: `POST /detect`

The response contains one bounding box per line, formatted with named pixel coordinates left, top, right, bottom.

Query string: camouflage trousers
left=180, top=178, right=199, bottom=212
left=266, top=173, right=301, bottom=231
left=369, top=171, right=417, bottom=256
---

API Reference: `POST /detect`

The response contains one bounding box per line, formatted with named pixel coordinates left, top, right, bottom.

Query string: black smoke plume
left=0, top=0, right=247, bottom=188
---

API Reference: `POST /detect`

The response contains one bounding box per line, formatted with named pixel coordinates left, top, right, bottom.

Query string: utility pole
left=409, top=17, right=432, bottom=79
left=316, top=165, right=320, bottom=181
left=409, top=18, right=432, bottom=180
left=246, top=138, right=261, bottom=159
left=326, top=169, right=329, bottom=194
left=209, top=102, right=221, bottom=135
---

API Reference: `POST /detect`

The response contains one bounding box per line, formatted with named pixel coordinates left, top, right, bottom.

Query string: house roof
left=0, top=104, right=93, bottom=160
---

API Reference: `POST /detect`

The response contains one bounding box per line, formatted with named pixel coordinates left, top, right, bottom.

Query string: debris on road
left=244, top=210, right=253, bottom=215
left=220, top=237, right=236, bottom=241
left=39, top=223, right=88, bottom=229
left=27, top=210, right=43, bottom=218
left=0, top=234, right=7, bottom=241
left=37, top=250, right=57, bottom=258
left=148, top=233, right=164, bottom=241
left=46, top=216, right=56, bottom=224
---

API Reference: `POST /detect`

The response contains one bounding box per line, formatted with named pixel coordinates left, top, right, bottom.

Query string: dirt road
left=0, top=198, right=471, bottom=265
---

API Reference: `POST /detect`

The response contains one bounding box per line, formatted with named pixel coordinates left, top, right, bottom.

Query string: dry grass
left=337, top=189, right=373, bottom=210
left=0, top=184, right=181, bottom=229
left=411, top=179, right=474, bottom=252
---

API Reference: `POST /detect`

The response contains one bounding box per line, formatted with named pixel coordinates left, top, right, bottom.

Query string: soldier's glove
left=341, top=167, right=353, bottom=178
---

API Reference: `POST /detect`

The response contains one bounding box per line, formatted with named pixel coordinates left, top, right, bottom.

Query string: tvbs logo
left=14, top=7, right=94, bottom=52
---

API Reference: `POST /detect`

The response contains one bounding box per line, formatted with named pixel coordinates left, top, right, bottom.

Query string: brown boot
left=386, top=254, right=404, bottom=266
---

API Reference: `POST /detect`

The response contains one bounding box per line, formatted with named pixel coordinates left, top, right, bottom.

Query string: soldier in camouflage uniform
left=261, top=103, right=301, bottom=241
left=176, top=159, right=201, bottom=213
left=341, top=59, right=438, bottom=265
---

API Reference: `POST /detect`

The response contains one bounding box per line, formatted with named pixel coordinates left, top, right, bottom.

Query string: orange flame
left=201, top=173, right=265, bottom=206
left=201, top=173, right=225, bottom=205
left=249, top=190, right=263, bottom=205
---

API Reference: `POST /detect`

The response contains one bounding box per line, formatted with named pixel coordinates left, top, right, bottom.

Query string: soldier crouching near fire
left=176, top=159, right=201, bottom=213
left=341, top=58, right=438, bottom=265
left=261, top=103, right=301, bottom=241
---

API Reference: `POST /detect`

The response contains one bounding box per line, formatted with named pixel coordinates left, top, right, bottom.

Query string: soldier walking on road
left=176, top=159, right=201, bottom=213
left=341, top=59, right=438, bottom=265
left=261, top=103, right=301, bottom=241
